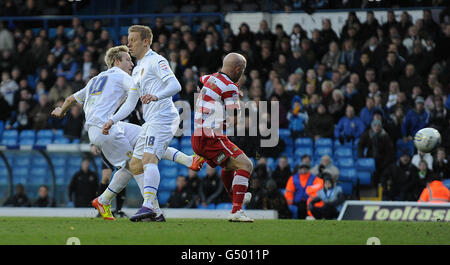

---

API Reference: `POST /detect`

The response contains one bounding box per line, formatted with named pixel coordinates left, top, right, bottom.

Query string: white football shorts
left=88, top=121, right=141, bottom=169
left=133, top=114, right=180, bottom=160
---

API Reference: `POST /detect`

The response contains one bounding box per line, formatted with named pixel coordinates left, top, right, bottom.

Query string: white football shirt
left=131, top=49, right=179, bottom=122
left=73, top=66, right=136, bottom=128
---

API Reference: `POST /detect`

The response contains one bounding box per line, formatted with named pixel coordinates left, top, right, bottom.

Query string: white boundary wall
left=225, top=10, right=426, bottom=38
left=0, top=207, right=278, bottom=219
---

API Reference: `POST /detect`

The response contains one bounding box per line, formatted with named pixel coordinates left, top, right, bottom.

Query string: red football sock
left=232, top=169, right=250, bottom=214
left=221, top=169, right=234, bottom=199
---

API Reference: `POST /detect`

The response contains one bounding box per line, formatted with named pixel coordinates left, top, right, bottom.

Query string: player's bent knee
left=142, top=153, right=159, bottom=165
left=129, top=158, right=143, bottom=175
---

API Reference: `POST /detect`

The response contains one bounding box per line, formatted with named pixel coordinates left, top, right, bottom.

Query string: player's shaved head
left=221, top=53, right=247, bottom=82
left=223, top=53, right=246, bottom=69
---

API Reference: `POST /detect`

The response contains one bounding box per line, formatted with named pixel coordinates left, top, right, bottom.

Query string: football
left=414, top=127, right=441, bottom=153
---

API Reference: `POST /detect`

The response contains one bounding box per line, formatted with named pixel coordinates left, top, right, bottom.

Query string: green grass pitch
left=0, top=217, right=449, bottom=245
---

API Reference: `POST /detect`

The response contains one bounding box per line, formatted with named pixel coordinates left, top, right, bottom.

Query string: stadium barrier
left=0, top=207, right=278, bottom=219
left=0, top=144, right=103, bottom=206
left=338, top=200, right=450, bottom=222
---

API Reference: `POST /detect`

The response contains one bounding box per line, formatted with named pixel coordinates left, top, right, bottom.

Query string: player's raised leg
left=162, top=147, right=205, bottom=171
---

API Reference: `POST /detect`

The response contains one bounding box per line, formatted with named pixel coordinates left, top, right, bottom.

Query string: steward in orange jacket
left=285, top=163, right=323, bottom=219
left=418, top=176, right=450, bottom=203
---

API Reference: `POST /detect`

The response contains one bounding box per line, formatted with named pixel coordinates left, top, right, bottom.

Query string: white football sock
left=99, top=168, right=133, bottom=205
left=142, top=163, right=160, bottom=209
left=133, top=173, right=144, bottom=197
left=153, top=198, right=163, bottom=216
left=163, top=147, right=193, bottom=167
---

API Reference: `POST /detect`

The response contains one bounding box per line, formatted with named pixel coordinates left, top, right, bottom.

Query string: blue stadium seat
left=48, top=28, right=57, bottom=38
left=159, top=177, right=177, bottom=192
left=333, top=139, right=353, bottom=149
left=338, top=168, right=357, bottom=184
left=169, top=138, right=180, bottom=149
left=334, top=146, right=353, bottom=158
left=1, top=138, right=18, bottom=146
left=14, top=156, right=31, bottom=168
left=160, top=167, right=178, bottom=179
left=337, top=157, right=355, bottom=169
left=37, top=130, right=53, bottom=139
left=294, top=147, right=313, bottom=158
left=105, top=27, right=117, bottom=41
left=66, top=166, right=80, bottom=177
left=119, top=26, right=129, bottom=36
left=279, top=129, right=292, bottom=146
left=178, top=166, right=188, bottom=176
left=180, top=137, right=191, bottom=147
left=19, top=130, right=35, bottom=139
left=29, top=174, right=48, bottom=185
left=35, top=138, right=52, bottom=146
left=71, top=139, right=80, bottom=144
left=160, top=159, right=176, bottom=168
left=315, top=146, right=333, bottom=160
left=51, top=157, right=66, bottom=168
left=32, top=156, right=48, bottom=167
left=267, top=157, right=276, bottom=171
left=315, top=138, right=333, bottom=148
left=55, top=176, right=65, bottom=185
left=295, top=137, right=313, bottom=148
left=30, top=166, right=47, bottom=177
left=338, top=181, right=353, bottom=196
left=27, top=75, right=36, bottom=89
left=215, top=203, right=233, bottom=210
left=53, top=130, right=64, bottom=138
left=280, top=149, right=294, bottom=158
left=67, top=156, right=82, bottom=167
left=443, top=179, right=450, bottom=190
left=181, top=146, right=193, bottom=155
left=357, top=171, right=372, bottom=185
left=356, top=158, right=376, bottom=173
left=0, top=168, right=8, bottom=185
left=54, top=166, right=65, bottom=178
left=279, top=129, right=291, bottom=138
left=158, top=191, right=171, bottom=206
left=2, top=130, right=18, bottom=139
left=197, top=166, right=207, bottom=178
left=20, top=138, right=35, bottom=145
left=13, top=168, right=29, bottom=184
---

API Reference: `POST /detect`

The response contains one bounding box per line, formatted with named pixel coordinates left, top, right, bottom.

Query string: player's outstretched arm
left=51, top=95, right=77, bottom=119
left=103, top=88, right=140, bottom=135
left=141, top=76, right=181, bottom=104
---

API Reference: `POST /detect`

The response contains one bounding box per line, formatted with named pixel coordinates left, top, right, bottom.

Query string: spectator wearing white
left=0, top=22, right=14, bottom=52
left=311, top=155, right=340, bottom=183
left=321, top=41, right=340, bottom=71
left=0, top=71, right=18, bottom=107
left=412, top=150, right=433, bottom=170
left=386, top=80, right=400, bottom=110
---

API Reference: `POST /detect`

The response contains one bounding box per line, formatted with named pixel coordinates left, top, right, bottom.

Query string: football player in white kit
left=103, top=25, right=184, bottom=222
left=51, top=45, right=204, bottom=221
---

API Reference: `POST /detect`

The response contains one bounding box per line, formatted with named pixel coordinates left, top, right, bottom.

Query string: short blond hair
left=128, top=25, right=153, bottom=44
left=105, top=45, right=129, bottom=69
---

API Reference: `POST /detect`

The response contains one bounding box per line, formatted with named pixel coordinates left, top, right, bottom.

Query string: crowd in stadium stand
left=1, top=2, right=450, bottom=217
